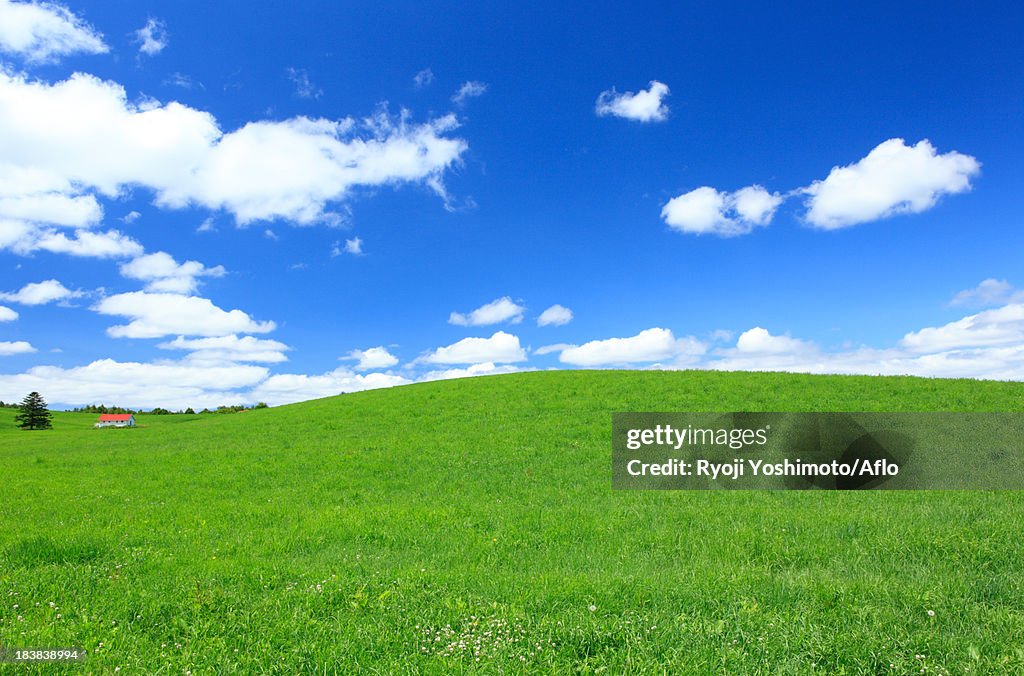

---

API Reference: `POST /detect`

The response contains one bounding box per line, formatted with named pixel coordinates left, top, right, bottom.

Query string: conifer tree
left=15, top=391, right=53, bottom=430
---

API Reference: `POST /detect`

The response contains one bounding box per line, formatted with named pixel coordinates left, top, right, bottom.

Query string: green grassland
left=2, top=370, right=1023, bottom=674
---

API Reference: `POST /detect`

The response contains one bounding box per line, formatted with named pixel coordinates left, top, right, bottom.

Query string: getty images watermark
left=612, top=413, right=1024, bottom=490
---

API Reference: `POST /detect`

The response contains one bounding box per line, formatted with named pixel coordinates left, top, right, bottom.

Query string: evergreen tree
left=15, top=392, right=53, bottom=430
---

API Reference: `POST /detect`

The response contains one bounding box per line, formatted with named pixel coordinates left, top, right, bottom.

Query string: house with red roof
left=94, top=413, right=136, bottom=428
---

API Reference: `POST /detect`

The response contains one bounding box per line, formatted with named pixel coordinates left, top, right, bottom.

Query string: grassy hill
left=2, top=370, right=1023, bottom=673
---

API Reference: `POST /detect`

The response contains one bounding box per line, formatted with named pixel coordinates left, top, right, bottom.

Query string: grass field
left=2, top=370, right=1024, bottom=674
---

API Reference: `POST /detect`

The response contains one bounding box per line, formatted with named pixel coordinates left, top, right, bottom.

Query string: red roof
left=98, top=414, right=134, bottom=421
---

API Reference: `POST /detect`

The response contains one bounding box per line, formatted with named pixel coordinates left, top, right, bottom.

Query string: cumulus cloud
left=167, top=112, right=466, bottom=225
left=286, top=67, right=322, bottom=99
left=343, top=346, right=399, bottom=371
left=661, top=185, right=782, bottom=236
left=451, top=80, right=487, bottom=105
left=418, top=361, right=523, bottom=382
left=803, top=138, right=980, bottom=229
left=133, top=18, right=167, bottom=56
left=696, top=306, right=1024, bottom=380
left=0, top=225, right=144, bottom=258
left=0, top=358, right=268, bottom=409
left=0, top=357, right=409, bottom=409
left=0, top=71, right=469, bottom=229
left=420, top=331, right=527, bottom=364
left=0, top=164, right=103, bottom=227
left=449, top=297, right=524, bottom=326
left=158, top=334, right=290, bottom=363
left=0, top=278, right=82, bottom=305
left=94, top=291, right=276, bottom=339
left=950, top=279, right=1023, bottom=308
left=119, top=251, right=226, bottom=294
left=0, top=305, right=17, bottom=321
left=735, top=327, right=815, bottom=354
left=595, top=80, right=670, bottom=122
left=248, top=368, right=410, bottom=406
left=900, top=303, right=1024, bottom=353
left=559, top=328, right=706, bottom=366
left=663, top=139, right=979, bottom=236
left=0, top=340, right=34, bottom=355
left=0, top=0, right=107, bottom=63
left=537, top=304, right=573, bottom=327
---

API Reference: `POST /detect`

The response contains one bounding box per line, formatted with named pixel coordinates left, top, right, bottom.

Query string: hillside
left=2, top=370, right=1023, bottom=673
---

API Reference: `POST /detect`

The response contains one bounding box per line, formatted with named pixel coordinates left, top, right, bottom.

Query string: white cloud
left=0, top=0, right=107, bottom=63
left=0, top=358, right=267, bottom=409
left=133, top=18, right=167, bottom=56
left=119, top=251, right=226, bottom=294
left=286, top=67, right=322, bottom=99
left=900, top=303, right=1024, bottom=353
left=449, top=297, right=524, bottom=326
left=533, top=343, right=573, bottom=356
left=595, top=80, right=670, bottom=122
left=559, top=328, right=706, bottom=366
left=0, top=278, right=82, bottom=305
left=803, top=138, right=980, bottom=229
left=343, top=346, right=399, bottom=371
left=94, top=291, right=276, bottom=338
left=35, top=228, right=143, bottom=258
left=413, top=68, right=434, bottom=89
left=163, top=111, right=467, bottom=225
left=419, top=361, right=523, bottom=382
left=452, top=80, right=487, bottom=105
left=0, top=225, right=144, bottom=258
left=158, top=334, right=290, bottom=363
left=0, top=191, right=101, bottom=227
left=0, top=356, right=410, bottom=409
left=0, top=71, right=221, bottom=199
left=343, top=237, right=363, bottom=255
left=249, top=368, right=410, bottom=406
left=0, top=71, right=469, bottom=228
left=537, top=304, right=573, bottom=327
left=661, top=185, right=781, bottom=236
left=0, top=305, right=17, bottom=321
left=950, top=279, right=1023, bottom=308
left=0, top=340, right=34, bottom=355
left=699, top=308, right=1024, bottom=381
left=420, top=331, right=527, bottom=364
left=735, top=327, right=815, bottom=354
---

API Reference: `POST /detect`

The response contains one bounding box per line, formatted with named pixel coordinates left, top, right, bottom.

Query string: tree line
left=8, top=393, right=270, bottom=430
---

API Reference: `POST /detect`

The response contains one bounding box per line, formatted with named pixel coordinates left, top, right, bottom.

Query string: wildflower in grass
left=927, top=609, right=935, bottom=617
left=588, top=604, right=596, bottom=612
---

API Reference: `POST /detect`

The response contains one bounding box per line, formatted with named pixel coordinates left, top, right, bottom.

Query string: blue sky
left=0, top=0, right=1022, bottom=408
